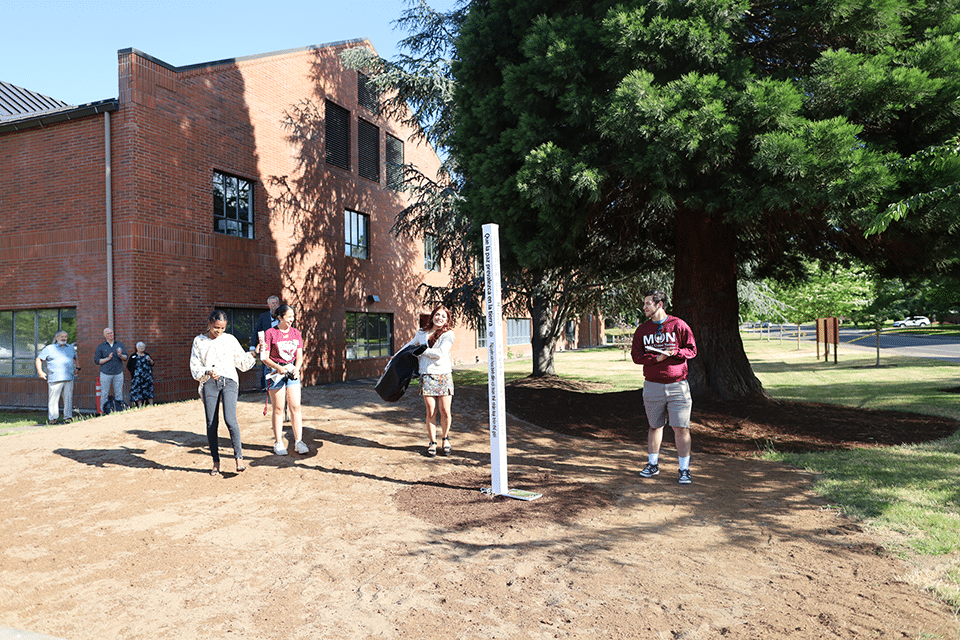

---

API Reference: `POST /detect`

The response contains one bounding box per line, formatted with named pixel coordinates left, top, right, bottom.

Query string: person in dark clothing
left=251, top=295, right=281, bottom=392
left=93, top=327, right=128, bottom=412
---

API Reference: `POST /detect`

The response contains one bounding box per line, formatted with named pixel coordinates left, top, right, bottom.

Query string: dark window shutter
left=386, top=134, right=404, bottom=190
left=358, top=73, right=379, bottom=112
left=325, top=101, right=350, bottom=170
left=358, top=119, right=380, bottom=182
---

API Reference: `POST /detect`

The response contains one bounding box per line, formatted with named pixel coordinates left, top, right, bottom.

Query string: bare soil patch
left=1, top=377, right=958, bottom=640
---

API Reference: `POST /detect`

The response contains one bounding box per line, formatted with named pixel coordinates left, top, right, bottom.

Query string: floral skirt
left=420, top=373, right=454, bottom=397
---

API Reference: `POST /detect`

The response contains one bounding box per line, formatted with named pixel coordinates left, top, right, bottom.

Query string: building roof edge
left=0, top=98, right=120, bottom=134
left=119, top=39, right=374, bottom=74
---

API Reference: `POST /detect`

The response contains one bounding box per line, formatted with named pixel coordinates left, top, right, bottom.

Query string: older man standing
left=36, top=330, right=80, bottom=424
left=94, top=327, right=128, bottom=412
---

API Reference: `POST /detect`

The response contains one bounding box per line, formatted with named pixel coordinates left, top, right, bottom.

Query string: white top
left=190, top=332, right=257, bottom=387
left=401, top=329, right=455, bottom=375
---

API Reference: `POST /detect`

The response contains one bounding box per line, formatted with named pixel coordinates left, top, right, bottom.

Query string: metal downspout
left=105, top=111, right=114, bottom=328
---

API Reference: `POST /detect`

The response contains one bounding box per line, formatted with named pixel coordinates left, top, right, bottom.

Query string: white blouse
left=401, top=329, right=455, bottom=375
left=190, top=332, right=256, bottom=387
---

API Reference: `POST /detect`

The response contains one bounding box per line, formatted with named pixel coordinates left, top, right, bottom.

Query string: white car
left=893, top=316, right=931, bottom=327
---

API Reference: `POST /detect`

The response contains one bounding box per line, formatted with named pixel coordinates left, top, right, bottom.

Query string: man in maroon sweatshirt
left=631, top=290, right=698, bottom=484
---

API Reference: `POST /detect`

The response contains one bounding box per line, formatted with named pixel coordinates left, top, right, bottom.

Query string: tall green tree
left=768, top=263, right=873, bottom=325
left=346, top=1, right=653, bottom=376
left=452, top=0, right=960, bottom=399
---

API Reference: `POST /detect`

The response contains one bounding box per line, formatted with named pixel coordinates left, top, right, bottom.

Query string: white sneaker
left=294, top=440, right=308, bottom=455
left=273, top=442, right=288, bottom=456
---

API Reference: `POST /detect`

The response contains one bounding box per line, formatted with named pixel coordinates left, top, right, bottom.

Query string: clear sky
left=1, top=0, right=450, bottom=106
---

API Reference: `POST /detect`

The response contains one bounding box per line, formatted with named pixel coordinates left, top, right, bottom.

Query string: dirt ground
left=1, top=377, right=959, bottom=640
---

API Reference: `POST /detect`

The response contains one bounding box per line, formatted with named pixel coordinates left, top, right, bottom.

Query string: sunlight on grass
left=742, top=338, right=960, bottom=420
left=455, top=345, right=644, bottom=392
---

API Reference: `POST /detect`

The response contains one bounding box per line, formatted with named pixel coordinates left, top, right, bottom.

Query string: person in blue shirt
left=35, top=330, right=80, bottom=424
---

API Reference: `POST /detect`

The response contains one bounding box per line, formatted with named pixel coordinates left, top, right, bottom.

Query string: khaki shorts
left=642, top=380, right=692, bottom=429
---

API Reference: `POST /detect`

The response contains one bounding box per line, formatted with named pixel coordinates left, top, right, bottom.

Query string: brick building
left=0, top=41, right=603, bottom=410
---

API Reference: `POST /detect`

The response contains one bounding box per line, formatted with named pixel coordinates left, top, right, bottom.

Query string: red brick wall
left=1, top=42, right=604, bottom=410
left=0, top=114, right=112, bottom=410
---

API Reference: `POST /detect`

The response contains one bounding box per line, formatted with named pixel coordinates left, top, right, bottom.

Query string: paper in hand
left=645, top=345, right=672, bottom=356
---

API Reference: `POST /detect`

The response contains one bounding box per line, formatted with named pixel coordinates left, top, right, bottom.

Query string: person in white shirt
left=190, top=310, right=256, bottom=476
left=398, top=306, right=455, bottom=457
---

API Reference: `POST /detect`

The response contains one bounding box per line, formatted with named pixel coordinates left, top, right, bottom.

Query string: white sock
left=648, top=453, right=660, bottom=466
left=678, top=456, right=690, bottom=471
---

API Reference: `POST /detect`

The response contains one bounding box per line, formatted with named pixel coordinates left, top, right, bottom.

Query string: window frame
left=213, top=171, right=255, bottom=239
left=215, top=307, right=261, bottom=352
left=476, top=317, right=487, bottom=349
left=0, top=307, right=77, bottom=377
left=345, top=209, right=371, bottom=259
left=424, top=232, right=440, bottom=272
left=506, top=318, right=531, bottom=346
left=346, top=311, right=392, bottom=360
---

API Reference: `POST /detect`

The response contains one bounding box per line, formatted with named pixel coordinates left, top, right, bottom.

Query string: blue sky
left=1, top=0, right=454, bottom=106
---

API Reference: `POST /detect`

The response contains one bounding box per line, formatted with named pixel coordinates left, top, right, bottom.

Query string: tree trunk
left=672, top=207, right=769, bottom=401
left=530, top=291, right=557, bottom=376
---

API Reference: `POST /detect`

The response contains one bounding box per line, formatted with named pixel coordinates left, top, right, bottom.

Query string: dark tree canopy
left=452, top=0, right=960, bottom=398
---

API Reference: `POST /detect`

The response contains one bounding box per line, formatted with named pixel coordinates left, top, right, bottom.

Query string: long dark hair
left=426, top=305, right=454, bottom=347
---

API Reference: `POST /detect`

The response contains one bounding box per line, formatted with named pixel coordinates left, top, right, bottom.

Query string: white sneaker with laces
left=273, top=442, right=288, bottom=456
left=295, top=440, right=309, bottom=455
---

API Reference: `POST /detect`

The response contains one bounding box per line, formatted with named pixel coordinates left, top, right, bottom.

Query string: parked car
left=892, top=316, right=931, bottom=327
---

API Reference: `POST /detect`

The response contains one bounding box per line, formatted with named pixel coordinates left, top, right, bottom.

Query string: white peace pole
left=481, top=224, right=541, bottom=501
left=482, top=224, right=509, bottom=495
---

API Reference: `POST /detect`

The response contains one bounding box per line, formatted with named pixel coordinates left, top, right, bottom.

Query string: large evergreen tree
left=452, top=0, right=960, bottom=399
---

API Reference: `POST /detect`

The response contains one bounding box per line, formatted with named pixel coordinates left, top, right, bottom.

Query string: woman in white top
left=399, top=306, right=455, bottom=457
left=190, top=310, right=256, bottom=476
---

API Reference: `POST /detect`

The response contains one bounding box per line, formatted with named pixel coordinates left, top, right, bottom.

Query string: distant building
left=0, top=41, right=602, bottom=409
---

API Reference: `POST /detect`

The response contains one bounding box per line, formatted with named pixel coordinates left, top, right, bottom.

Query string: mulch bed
left=504, top=376, right=960, bottom=457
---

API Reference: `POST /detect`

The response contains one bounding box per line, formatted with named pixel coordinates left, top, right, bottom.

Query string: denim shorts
left=267, top=375, right=301, bottom=391
left=642, top=379, right=692, bottom=429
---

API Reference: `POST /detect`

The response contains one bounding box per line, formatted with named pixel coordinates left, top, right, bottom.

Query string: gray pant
left=100, top=372, right=124, bottom=410
left=47, top=379, right=74, bottom=422
left=202, top=377, right=243, bottom=464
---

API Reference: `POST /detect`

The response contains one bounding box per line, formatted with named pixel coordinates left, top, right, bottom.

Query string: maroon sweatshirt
left=631, top=316, right=697, bottom=383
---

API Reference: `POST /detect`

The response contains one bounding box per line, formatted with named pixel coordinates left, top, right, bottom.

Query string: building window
left=476, top=317, right=487, bottom=349
left=358, top=73, right=379, bottom=112
left=0, top=307, right=76, bottom=377
left=213, top=171, right=254, bottom=239
left=386, top=134, right=404, bottom=190
left=346, top=312, right=392, bottom=359
left=346, top=209, right=370, bottom=259
left=358, top=118, right=380, bottom=182
left=506, top=318, right=531, bottom=346
left=216, top=307, right=260, bottom=352
left=326, top=100, right=350, bottom=171
left=424, top=233, right=440, bottom=271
